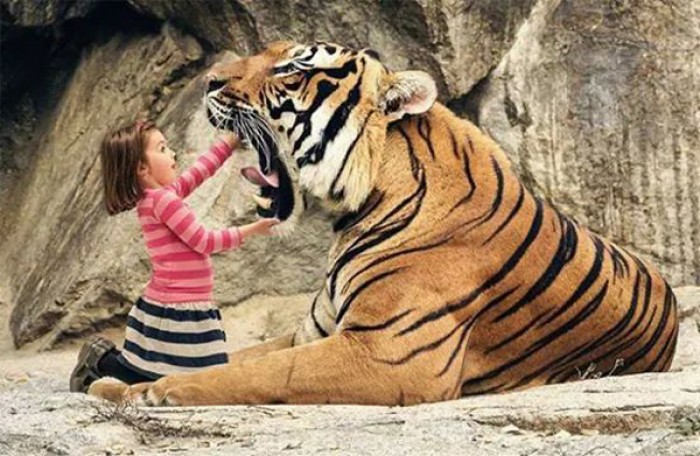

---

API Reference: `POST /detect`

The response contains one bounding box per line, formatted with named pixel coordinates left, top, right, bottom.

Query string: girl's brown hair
left=100, top=120, right=156, bottom=215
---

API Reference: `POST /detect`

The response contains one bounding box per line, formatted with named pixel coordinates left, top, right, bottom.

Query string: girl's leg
left=69, top=337, right=155, bottom=393
left=97, top=349, right=155, bottom=384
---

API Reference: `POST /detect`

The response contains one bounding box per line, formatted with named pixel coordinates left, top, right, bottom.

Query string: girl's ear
left=380, top=71, right=437, bottom=122
left=138, top=161, right=150, bottom=179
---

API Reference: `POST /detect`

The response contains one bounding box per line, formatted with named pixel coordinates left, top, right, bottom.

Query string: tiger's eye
left=273, top=63, right=296, bottom=75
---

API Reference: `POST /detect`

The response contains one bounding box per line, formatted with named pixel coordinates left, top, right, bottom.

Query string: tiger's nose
left=208, top=80, right=226, bottom=92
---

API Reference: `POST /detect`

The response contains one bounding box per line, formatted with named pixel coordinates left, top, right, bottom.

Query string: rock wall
left=0, top=2, right=334, bottom=348
left=1, top=0, right=698, bottom=347
left=468, top=0, right=700, bottom=285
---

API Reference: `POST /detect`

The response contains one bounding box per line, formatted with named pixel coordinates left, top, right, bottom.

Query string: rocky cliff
left=1, top=0, right=698, bottom=347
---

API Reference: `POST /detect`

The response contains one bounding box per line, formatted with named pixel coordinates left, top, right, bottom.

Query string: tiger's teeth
left=252, top=194, right=272, bottom=209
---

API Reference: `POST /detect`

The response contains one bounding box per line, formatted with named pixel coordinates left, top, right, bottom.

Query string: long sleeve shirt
left=137, top=140, right=241, bottom=303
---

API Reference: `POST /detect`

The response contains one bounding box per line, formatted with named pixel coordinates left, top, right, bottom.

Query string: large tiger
left=90, top=41, right=679, bottom=406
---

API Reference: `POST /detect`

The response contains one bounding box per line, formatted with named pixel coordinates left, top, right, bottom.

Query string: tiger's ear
left=380, top=71, right=437, bottom=122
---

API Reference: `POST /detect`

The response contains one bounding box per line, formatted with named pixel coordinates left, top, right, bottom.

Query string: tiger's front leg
left=87, top=333, right=299, bottom=403
left=129, top=332, right=459, bottom=406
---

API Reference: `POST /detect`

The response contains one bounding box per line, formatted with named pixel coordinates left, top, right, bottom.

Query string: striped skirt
left=118, top=297, right=229, bottom=379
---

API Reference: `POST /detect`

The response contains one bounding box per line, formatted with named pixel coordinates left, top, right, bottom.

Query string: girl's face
left=140, top=129, right=177, bottom=188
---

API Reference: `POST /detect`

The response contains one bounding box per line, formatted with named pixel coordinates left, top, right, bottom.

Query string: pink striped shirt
left=137, top=141, right=241, bottom=303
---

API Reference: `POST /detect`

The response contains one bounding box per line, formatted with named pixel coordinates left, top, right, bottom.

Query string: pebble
left=502, top=424, right=525, bottom=435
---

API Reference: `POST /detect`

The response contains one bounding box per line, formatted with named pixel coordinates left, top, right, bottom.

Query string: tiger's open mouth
left=205, top=99, right=295, bottom=221
left=239, top=155, right=295, bottom=221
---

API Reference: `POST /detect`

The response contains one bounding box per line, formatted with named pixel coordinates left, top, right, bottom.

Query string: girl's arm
left=168, top=135, right=238, bottom=199
left=152, top=189, right=241, bottom=254
left=152, top=189, right=279, bottom=254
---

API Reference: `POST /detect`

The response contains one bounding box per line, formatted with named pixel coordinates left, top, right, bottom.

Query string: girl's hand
left=238, top=218, right=280, bottom=239
left=219, top=133, right=240, bottom=149
left=252, top=218, right=280, bottom=236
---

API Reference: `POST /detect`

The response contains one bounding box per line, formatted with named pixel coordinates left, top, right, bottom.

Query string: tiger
left=89, top=41, right=679, bottom=406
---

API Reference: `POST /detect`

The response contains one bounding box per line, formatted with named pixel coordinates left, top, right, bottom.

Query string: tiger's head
left=204, top=41, right=437, bottom=228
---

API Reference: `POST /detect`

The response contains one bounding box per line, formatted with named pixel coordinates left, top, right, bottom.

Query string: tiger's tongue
left=241, top=166, right=279, bottom=188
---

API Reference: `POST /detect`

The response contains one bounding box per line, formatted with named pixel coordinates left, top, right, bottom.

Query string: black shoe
left=69, top=337, right=115, bottom=393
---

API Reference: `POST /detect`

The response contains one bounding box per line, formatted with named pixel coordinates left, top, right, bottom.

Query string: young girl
left=69, top=120, right=278, bottom=393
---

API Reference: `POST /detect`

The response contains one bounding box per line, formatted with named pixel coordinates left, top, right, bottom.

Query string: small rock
left=502, top=424, right=524, bottom=435
left=554, top=430, right=572, bottom=439
left=282, top=441, right=302, bottom=450
left=104, top=446, right=132, bottom=456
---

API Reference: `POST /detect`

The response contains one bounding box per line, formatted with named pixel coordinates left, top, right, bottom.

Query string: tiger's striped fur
left=91, top=41, right=679, bottom=406
left=307, top=104, right=679, bottom=397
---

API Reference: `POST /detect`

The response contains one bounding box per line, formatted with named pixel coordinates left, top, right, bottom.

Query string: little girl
left=69, top=120, right=278, bottom=393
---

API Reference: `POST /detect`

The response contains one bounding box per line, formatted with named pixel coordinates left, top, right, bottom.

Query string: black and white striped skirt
left=118, top=297, right=229, bottom=379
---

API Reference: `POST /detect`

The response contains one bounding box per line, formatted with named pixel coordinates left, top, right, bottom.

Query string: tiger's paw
left=87, top=377, right=131, bottom=403
left=133, top=376, right=208, bottom=407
